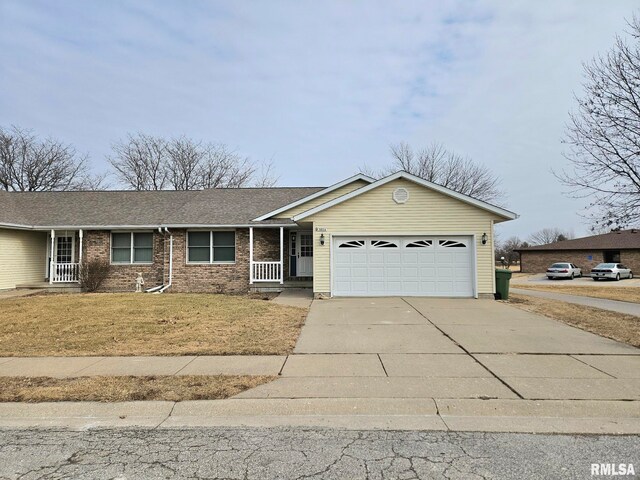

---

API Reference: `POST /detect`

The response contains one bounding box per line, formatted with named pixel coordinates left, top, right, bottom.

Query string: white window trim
left=186, top=230, right=236, bottom=265
left=110, top=231, right=154, bottom=265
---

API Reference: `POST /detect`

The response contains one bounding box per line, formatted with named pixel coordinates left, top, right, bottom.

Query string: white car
left=590, top=263, right=634, bottom=281
left=546, top=262, right=582, bottom=280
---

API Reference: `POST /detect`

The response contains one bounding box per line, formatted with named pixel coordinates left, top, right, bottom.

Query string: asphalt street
left=0, top=427, right=638, bottom=479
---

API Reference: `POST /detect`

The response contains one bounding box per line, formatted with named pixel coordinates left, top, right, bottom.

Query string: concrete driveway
left=238, top=297, right=640, bottom=401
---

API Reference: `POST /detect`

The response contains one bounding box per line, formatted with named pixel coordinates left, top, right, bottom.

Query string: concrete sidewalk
left=0, top=355, right=286, bottom=377
left=271, top=288, right=313, bottom=308
left=511, top=287, right=640, bottom=316
left=0, top=289, right=44, bottom=300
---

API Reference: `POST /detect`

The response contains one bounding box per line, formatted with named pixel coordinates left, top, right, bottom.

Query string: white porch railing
left=251, top=261, right=282, bottom=283
left=249, top=226, right=285, bottom=285
left=52, top=262, right=80, bottom=283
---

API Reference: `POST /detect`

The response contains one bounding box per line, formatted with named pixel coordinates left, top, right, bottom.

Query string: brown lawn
left=514, top=284, right=640, bottom=304
left=0, top=375, right=274, bottom=402
left=509, top=293, right=640, bottom=347
left=0, top=293, right=307, bottom=356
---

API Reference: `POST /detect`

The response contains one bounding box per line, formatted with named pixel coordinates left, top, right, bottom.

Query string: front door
left=297, top=232, right=313, bottom=277
left=56, top=236, right=74, bottom=264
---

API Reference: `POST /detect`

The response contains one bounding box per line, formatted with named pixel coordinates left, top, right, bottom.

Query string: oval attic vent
left=392, top=187, right=409, bottom=204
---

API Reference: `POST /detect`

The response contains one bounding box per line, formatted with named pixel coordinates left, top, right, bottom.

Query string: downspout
left=145, top=226, right=169, bottom=293
left=158, top=227, right=173, bottom=293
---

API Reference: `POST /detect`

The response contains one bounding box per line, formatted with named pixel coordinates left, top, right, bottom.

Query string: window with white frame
left=187, top=231, right=235, bottom=263
left=111, top=232, right=154, bottom=264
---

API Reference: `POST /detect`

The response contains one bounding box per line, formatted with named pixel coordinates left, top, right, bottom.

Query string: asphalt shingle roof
left=518, top=229, right=640, bottom=251
left=0, top=187, right=325, bottom=228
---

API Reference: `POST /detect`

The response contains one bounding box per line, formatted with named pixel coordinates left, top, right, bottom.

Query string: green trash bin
left=495, top=269, right=512, bottom=300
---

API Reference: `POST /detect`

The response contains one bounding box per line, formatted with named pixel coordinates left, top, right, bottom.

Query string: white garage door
left=332, top=236, right=474, bottom=297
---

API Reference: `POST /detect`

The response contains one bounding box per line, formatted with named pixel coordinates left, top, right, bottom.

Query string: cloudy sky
left=0, top=1, right=637, bottom=239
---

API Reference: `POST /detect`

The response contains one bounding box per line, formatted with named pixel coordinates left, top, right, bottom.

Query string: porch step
left=16, top=282, right=81, bottom=293
left=250, top=280, right=312, bottom=293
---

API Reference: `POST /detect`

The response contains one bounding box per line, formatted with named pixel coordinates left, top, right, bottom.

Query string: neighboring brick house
left=517, top=229, right=640, bottom=274
left=0, top=171, right=518, bottom=298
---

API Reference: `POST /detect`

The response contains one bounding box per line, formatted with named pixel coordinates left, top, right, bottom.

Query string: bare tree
left=528, top=227, right=574, bottom=246
left=558, top=15, right=640, bottom=229
left=109, top=134, right=169, bottom=190
left=253, top=160, right=280, bottom=188
left=197, top=143, right=255, bottom=189
left=0, top=126, right=97, bottom=191
left=495, top=236, right=528, bottom=266
left=363, top=142, right=504, bottom=204
left=589, top=225, right=620, bottom=235
left=74, top=171, right=110, bottom=191
left=109, top=134, right=274, bottom=190
left=166, top=136, right=204, bottom=190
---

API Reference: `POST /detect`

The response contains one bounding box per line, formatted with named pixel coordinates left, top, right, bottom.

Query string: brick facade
left=519, top=249, right=640, bottom=274
left=83, top=227, right=287, bottom=294
left=83, top=230, right=164, bottom=291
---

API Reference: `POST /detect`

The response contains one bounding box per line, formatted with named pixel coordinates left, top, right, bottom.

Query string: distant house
left=517, top=229, right=640, bottom=273
left=0, top=171, right=517, bottom=298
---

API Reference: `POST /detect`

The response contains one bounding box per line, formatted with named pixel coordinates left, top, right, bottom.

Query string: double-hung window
left=187, top=231, right=235, bottom=263
left=111, top=232, right=153, bottom=264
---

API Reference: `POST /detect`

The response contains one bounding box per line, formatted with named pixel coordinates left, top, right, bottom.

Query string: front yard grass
left=509, top=293, right=640, bottom=347
left=514, top=284, right=640, bottom=303
left=0, top=375, right=274, bottom=402
left=0, top=293, right=307, bottom=356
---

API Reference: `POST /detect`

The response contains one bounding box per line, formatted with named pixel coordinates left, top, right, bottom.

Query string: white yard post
left=49, top=229, right=55, bottom=284
left=279, top=226, right=284, bottom=284
left=249, top=227, right=254, bottom=285
left=78, top=229, right=83, bottom=265
left=78, top=229, right=83, bottom=284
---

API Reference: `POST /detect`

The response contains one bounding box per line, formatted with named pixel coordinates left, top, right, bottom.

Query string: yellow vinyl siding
left=276, top=179, right=369, bottom=218
left=0, top=228, right=47, bottom=290
left=304, top=178, right=500, bottom=295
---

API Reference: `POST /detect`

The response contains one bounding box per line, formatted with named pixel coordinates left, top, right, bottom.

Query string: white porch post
left=249, top=227, right=254, bottom=285
left=279, top=227, right=284, bottom=284
left=78, top=229, right=83, bottom=265
left=49, top=229, right=55, bottom=284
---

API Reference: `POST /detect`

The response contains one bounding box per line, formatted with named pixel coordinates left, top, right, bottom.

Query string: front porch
left=46, top=229, right=84, bottom=284
left=249, top=226, right=314, bottom=291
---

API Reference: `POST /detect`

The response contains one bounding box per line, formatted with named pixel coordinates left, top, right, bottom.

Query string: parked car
left=546, top=262, right=582, bottom=280
left=590, top=263, right=634, bottom=281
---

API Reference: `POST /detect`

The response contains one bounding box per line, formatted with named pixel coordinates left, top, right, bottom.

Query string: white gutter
left=252, top=173, right=375, bottom=221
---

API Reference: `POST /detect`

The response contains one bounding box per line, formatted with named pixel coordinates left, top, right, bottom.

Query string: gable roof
left=0, top=187, right=324, bottom=229
left=291, top=171, right=518, bottom=221
left=518, top=229, right=640, bottom=251
left=252, top=173, right=374, bottom=221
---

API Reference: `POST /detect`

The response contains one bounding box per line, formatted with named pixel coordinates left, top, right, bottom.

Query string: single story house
left=517, top=229, right=640, bottom=273
left=0, top=171, right=517, bottom=298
